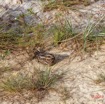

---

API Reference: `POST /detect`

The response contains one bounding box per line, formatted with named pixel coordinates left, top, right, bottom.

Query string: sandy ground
left=1, top=46, right=105, bottom=104
left=0, top=0, right=105, bottom=104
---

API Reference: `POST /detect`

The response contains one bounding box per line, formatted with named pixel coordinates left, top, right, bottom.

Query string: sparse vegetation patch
left=0, top=68, right=66, bottom=101
left=43, top=0, right=99, bottom=12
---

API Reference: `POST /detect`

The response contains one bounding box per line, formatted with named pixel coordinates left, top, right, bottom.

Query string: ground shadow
left=54, top=53, right=69, bottom=64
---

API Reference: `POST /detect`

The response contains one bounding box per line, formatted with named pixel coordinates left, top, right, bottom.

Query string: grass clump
left=53, top=17, right=105, bottom=60
left=43, top=0, right=98, bottom=12
left=94, top=74, right=105, bottom=84
left=52, top=20, right=74, bottom=45
left=82, top=17, right=105, bottom=52
left=0, top=73, right=33, bottom=92
left=0, top=23, right=47, bottom=53
left=0, top=50, right=11, bottom=60
left=35, top=69, right=64, bottom=91
left=0, top=9, right=49, bottom=53
left=0, top=68, right=65, bottom=101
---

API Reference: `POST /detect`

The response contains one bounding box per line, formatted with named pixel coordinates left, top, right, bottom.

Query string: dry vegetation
left=0, top=13, right=105, bottom=55
left=0, top=0, right=105, bottom=103
left=42, top=0, right=99, bottom=12
left=0, top=67, right=66, bottom=101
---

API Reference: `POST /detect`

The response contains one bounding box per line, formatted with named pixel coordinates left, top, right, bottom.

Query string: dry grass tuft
left=94, top=74, right=105, bottom=84
left=43, top=0, right=99, bottom=12
left=0, top=68, right=66, bottom=101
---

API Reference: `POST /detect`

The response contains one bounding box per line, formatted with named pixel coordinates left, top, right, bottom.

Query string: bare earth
left=0, top=0, right=105, bottom=104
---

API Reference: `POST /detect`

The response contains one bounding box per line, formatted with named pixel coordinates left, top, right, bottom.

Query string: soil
left=0, top=0, right=105, bottom=104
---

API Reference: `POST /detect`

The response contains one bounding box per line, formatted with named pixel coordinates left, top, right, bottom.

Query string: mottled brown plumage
left=33, top=48, right=55, bottom=66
